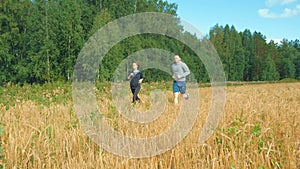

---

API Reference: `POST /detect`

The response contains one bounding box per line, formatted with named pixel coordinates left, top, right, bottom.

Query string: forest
left=1, top=0, right=299, bottom=84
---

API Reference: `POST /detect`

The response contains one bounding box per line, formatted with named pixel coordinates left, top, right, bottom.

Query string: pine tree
left=278, top=39, right=296, bottom=79
left=54, top=0, right=85, bottom=81
left=292, top=39, right=300, bottom=79
left=242, top=29, right=256, bottom=81
left=261, top=54, right=279, bottom=81
left=253, top=31, right=268, bottom=80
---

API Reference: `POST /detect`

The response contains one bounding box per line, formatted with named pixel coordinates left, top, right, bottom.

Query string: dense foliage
left=0, top=0, right=299, bottom=85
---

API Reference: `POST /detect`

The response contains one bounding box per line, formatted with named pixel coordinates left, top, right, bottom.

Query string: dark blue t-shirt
left=129, top=70, right=143, bottom=87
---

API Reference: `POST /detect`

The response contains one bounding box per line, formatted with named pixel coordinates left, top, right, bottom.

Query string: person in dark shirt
left=127, top=61, right=144, bottom=103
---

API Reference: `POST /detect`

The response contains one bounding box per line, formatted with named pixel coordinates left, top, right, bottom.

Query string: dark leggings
left=131, top=86, right=140, bottom=103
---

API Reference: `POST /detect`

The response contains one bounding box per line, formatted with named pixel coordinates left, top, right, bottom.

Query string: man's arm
left=171, top=64, right=176, bottom=79
left=181, top=62, right=190, bottom=77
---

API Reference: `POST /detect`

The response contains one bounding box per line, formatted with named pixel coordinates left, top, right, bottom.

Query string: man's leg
left=173, top=81, right=180, bottom=104
left=178, top=81, right=189, bottom=100
left=174, top=92, right=179, bottom=104
left=182, top=93, right=189, bottom=99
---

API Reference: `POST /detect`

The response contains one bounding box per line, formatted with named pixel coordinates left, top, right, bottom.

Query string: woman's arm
left=138, top=78, right=143, bottom=83
left=139, top=72, right=144, bottom=83
left=128, top=73, right=133, bottom=79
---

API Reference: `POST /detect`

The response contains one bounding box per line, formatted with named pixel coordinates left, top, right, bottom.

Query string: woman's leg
left=131, top=87, right=135, bottom=103
left=133, top=86, right=141, bottom=102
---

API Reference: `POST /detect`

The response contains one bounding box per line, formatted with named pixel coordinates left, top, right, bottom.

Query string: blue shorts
left=173, top=81, right=186, bottom=94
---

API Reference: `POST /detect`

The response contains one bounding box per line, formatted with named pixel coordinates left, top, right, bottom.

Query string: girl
left=127, top=61, right=144, bottom=103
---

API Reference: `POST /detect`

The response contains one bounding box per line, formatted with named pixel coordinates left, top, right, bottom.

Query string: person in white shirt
left=171, top=55, right=190, bottom=104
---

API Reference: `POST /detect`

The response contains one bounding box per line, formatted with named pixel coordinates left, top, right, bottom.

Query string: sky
left=167, top=0, right=300, bottom=43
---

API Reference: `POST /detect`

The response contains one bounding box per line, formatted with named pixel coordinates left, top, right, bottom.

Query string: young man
left=171, top=55, right=190, bottom=104
left=128, top=61, right=144, bottom=103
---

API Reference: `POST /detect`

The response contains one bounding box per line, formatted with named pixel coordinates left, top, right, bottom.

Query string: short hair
left=174, top=55, right=181, bottom=60
left=133, top=61, right=140, bottom=68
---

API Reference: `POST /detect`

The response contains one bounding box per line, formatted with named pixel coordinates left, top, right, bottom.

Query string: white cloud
left=266, top=0, right=279, bottom=6
left=266, top=0, right=297, bottom=6
left=281, top=0, right=297, bottom=5
left=258, top=9, right=277, bottom=18
left=259, top=4, right=300, bottom=18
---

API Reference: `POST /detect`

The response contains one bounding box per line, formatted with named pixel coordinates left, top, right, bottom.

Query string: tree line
left=209, top=25, right=300, bottom=81
left=0, top=0, right=299, bottom=85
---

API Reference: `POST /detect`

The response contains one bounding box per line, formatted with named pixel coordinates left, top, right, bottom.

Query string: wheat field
left=0, top=82, right=299, bottom=168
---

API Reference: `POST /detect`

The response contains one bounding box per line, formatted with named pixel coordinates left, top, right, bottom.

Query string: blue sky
left=167, top=0, right=300, bottom=42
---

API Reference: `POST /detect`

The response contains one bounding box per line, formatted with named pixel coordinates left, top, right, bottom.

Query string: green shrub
left=279, top=78, right=298, bottom=83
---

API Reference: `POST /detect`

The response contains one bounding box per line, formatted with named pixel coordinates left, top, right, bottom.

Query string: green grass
left=1, top=79, right=299, bottom=109
left=278, top=78, right=299, bottom=83
left=0, top=82, right=72, bottom=109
